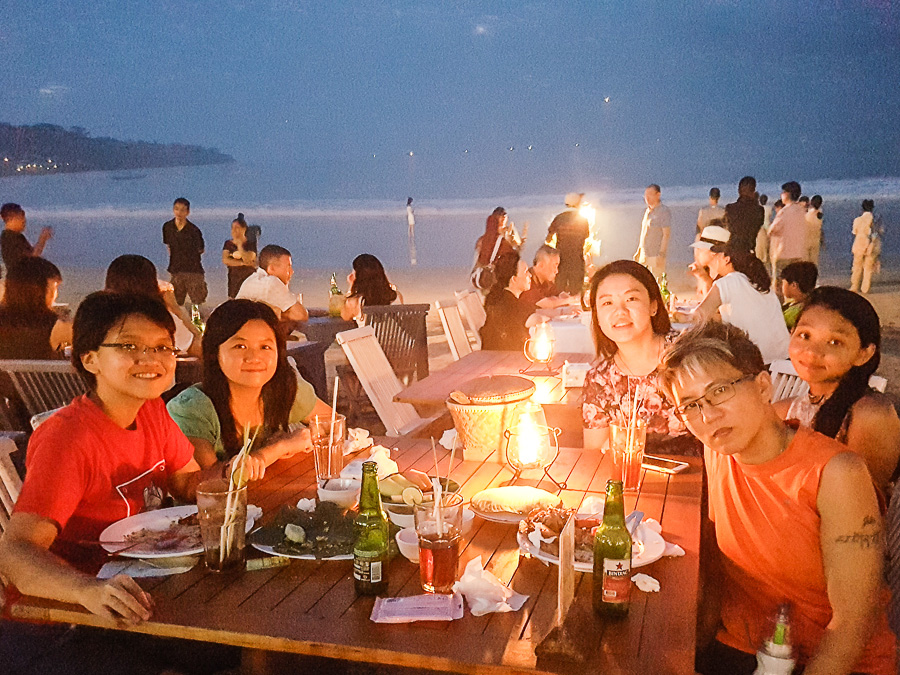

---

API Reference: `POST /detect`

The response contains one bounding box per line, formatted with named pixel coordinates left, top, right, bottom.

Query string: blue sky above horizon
left=2, top=0, right=899, bottom=198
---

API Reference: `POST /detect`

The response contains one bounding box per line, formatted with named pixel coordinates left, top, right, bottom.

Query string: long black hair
left=799, top=287, right=881, bottom=439
left=713, top=244, right=772, bottom=292
left=105, top=255, right=165, bottom=300
left=2, top=256, right=62, bottom=316
left=201, top=299, right=298, bottom=458
left=348, top=253, right=397, bottom=306
left=587, top=260, right=672, bottom=360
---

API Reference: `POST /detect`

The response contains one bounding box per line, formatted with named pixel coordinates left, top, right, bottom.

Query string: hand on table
left=228, top=451, right=268, bottom=483
left=78, top=574, right=154, bottom=624
left=280, top=427, right=314, bottom=459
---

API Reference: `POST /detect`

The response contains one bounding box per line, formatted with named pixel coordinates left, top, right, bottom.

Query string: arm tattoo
left=834, top=515, right=883, bottom=549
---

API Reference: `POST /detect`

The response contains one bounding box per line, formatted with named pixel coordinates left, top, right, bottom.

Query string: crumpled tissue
left=340, top=445, right=399, bottom=481
left=439, top=428, right=457, bottom=450
left=344, top=428, right=372, bottom=455
left=296, top=498, right=316, bottom=512
left=636, top=518, right=684, bottom=556
left=632, top=573, right=660, bottom=592
left=98, top=556, right=197, bottom=579
left=579, top=495, right=605, bottom=518
left=452, top=557, right=528, bottom=617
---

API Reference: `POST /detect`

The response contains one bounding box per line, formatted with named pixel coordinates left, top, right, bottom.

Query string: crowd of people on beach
left=0, top=183, right=896, bottom=675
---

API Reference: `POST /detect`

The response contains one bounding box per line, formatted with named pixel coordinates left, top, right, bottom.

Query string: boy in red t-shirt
left=0, top=293, right=232, bottom=675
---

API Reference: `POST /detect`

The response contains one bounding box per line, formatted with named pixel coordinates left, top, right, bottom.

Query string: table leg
left=241, top=647, right=271, bottom=675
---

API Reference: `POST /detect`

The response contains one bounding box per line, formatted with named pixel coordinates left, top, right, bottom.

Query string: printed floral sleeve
left=582, top=359, right=615, bottom=429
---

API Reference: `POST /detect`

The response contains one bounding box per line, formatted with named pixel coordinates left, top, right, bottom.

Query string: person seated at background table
left=659, top=321, right=896, bottom=675
left=105, top=254, right=201, bottom=356
left=0, top=292, right=238, bottom=675
left=340, top=253, right=403, bottom=321
left=236, top=244, right=308, bottom=335
left=222, top=212, right=258, bottom=299
left=774, top=287, right=900, bottom=497
left=582, top=260, right=700, bottom=456
left=681, top=238, right=789, bottom=364
left=779, top=260, right=817, bottom=331
left=519, top=245, right=575, bottom=310
left=0, top=256, right=71, bottom=359
left=479, top=251, right=536, bottom=351
left=167, top=299, right=332, bottom=482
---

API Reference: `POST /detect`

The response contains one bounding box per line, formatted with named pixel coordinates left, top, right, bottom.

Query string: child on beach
left=775, top=286, right=900, bottom=496
left=779, top=261, right=817, bottom=331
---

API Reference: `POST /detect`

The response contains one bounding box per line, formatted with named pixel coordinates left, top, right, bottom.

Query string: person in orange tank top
left=658, top=321, right=896, bottom=675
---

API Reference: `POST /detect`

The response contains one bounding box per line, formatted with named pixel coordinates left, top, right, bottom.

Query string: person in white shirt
left=768, top=181, right=808, bottom=284
left=635, top=184, right=671, bottom=277
left=236, top=245, right=308, bottom=332
left=850, top=199, right=881, bottom=294
left=805, top=194, right=824, bottom=266
left=686, top=239, right=789, bottom=364
left=696, top=187, right=724, bottom=237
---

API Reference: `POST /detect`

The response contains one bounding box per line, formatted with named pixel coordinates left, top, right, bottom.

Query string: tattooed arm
left=805, top=451, right=884, bottom=675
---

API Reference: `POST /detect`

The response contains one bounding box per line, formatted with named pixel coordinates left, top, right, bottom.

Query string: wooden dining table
left=6, top=437, right=701, bottom=675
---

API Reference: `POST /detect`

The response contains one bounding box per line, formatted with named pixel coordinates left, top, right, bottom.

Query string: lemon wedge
left=401, top=486, right=424, bottom=506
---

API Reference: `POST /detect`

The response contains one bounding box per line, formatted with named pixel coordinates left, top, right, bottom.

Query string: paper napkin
left=453, top=557, right=528, bottom=617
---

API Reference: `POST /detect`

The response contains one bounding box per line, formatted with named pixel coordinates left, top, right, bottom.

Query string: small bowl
left=387, top=510, right=415, bottom=529
left=317, top=478, right=360, bottom=509
left=382, top=475, right=460, bottom=528
left=462, top=507, right=475, bottom=532
left=395, top=527, right=420, bottom=563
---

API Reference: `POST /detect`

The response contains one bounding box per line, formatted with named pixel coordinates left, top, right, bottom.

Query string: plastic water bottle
left=752, top=603, right=795, bottom=675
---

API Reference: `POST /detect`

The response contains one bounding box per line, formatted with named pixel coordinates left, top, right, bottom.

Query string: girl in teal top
left=167, top=299, right=331, bottom=482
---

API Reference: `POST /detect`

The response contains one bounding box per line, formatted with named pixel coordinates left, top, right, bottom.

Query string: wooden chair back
left=360, top=304, right=430, bottom=385
left=0, top=360, right=88, bottom=419
left=768, top=359, right=810, bottom=403
left=435, top=300, right=473, bottom=361
left=454, top=290, right=485, bottom=349
left=0, top=436, right=23, bottom=535
left=336, top=326, right=425, bottom=436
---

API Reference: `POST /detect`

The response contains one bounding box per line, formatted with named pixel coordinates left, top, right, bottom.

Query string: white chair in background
left=435, top=300, right=473, bottom=361
left=336, top=326, right=435, bottom=437
left=0, top=436, right=23, bottom=535
left=769, top=358, right=888, bottom=403
left=455, top=290, right=486, bottom=350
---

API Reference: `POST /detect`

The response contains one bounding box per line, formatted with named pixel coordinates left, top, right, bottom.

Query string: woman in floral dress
left=582, top=260, right=700, bottom=456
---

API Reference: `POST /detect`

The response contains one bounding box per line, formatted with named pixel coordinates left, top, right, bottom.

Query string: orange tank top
left=706, top=425, right=896, bottom=674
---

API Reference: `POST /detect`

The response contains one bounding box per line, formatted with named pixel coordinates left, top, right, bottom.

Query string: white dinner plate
left=249, top=541, right=353, bottom=561
left=470, top=506, right=530, bottom=524
left=100, top=505, right=259, bottom=559
left=517, top=525, right=666, bottom=570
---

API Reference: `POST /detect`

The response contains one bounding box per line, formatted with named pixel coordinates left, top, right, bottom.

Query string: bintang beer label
left=593, top=479, right=633, bottom=616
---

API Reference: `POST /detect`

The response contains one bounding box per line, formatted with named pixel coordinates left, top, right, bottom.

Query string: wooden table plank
left=6, top=438, right=701, bottom=675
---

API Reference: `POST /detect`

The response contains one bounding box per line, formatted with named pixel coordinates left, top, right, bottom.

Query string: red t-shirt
left=707, top=426, right=896, bottom=673
left=15, top=395, right=195, bottom=569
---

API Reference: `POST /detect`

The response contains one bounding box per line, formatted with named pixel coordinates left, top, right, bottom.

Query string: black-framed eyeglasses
left=674, top=375, right=755, bottom=422
left=98, top=343, right=178, bottom=358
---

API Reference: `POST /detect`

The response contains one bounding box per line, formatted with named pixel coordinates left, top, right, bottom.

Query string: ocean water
left=2, top=163, right=898, bottom=277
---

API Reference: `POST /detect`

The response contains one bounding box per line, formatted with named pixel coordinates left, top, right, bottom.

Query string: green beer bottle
left=328, top=273, right=344, bottom=317
left=353, top=461, right=389, bottom=595
left=593, top=479, right=632, bottom=616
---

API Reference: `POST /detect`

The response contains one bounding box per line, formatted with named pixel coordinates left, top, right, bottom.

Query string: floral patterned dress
left=582, top=351, right=701, bottom=456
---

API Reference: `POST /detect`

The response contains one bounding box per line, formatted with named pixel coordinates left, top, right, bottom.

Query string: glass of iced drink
left=196, top=478, right=247, bottom=572
left=608, top=421, right=647, bottom=492
left=309, top=414, right=346, bottom=483
left=414, top=492, right=463, bottom=593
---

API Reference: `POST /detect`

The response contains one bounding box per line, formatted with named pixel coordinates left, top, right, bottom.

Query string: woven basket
left=447, top=376, right=535, bottom=463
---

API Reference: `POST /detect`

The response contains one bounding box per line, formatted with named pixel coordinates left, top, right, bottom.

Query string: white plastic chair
left=336, top=326, right=434, bottom=437
left=455, top=290, right=486, bottom=350
left=769, top=359, right=889, bottom=402
left=435, top=300, right=473, bottom=361
left=0, top=436, right=23, bottom=535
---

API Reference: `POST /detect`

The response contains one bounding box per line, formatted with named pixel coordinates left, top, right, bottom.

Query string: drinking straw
left=220, top=425, right=259, bottom=566
left=327, top=376, right=339, bottom=479
left=431, top=436, right=440, bottom=482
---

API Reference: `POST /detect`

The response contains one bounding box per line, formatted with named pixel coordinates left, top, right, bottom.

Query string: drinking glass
left=309, top=414, right=346, bottom=483
left=414, top=493, right=463, bottom=593
left=608, top=422, right=647, bottom=492
left=196, top=478, right=247, bottom=572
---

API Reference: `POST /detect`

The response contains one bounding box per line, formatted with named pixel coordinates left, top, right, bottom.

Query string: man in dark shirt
left=546, top=193, right=590, bottom=295
left=162, top=197, right=207, bottom=306
left=723, top=176, right=765, bottom=254
left=520, top=245, right=571, bottom=308
left=0, top=203, right=53, bottom=274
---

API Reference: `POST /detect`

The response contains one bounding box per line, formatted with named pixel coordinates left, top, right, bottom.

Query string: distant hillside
left=0, top=123, right=234, bottom=176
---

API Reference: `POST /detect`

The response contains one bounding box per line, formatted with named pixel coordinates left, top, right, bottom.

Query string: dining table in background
left=6, top=436, right=702, bottom=675
left=298, top=312, right=356, bottom=349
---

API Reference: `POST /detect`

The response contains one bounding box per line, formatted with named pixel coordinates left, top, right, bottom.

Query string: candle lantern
left=522, top=321, right=557, bottom=374
left=503, top=402, right=565, bottom=489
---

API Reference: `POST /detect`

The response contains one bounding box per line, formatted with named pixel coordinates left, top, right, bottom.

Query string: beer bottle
left=190, top=304, right=205, bottom=334
left=353, top=461, right=389, bottom=595
left=328, top=273, right=344, bottom=317
left=593, top=479, right=632, bottom=616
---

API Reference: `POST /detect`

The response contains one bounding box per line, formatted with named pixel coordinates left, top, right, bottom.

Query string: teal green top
left=166, top=372, right=318, bottom=460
